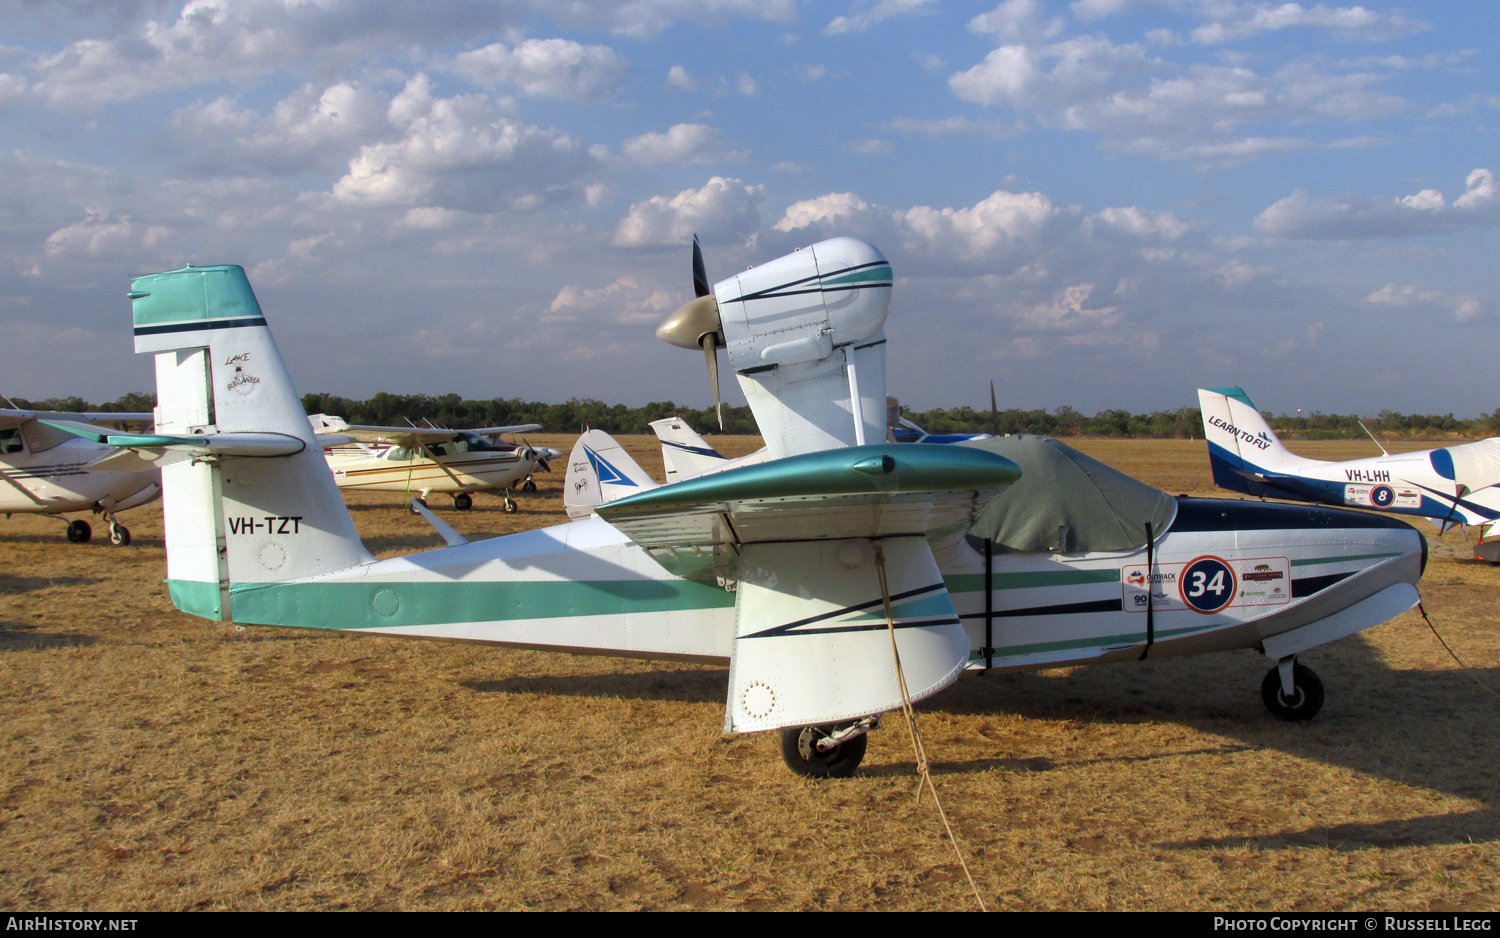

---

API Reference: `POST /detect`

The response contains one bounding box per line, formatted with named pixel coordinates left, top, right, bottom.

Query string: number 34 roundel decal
left=1179, top=556, right=1237, bottom=614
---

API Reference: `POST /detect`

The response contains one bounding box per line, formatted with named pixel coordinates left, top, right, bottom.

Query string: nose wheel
left=1261, top=659, right=1324, bottom=721
left=501, top=489, right=517, bottom=514
left=107, top=519, right=131, bottom=546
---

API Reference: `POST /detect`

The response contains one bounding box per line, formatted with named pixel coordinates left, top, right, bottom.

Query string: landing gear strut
left=778, top=717, right=878, bottom=778
left=1261, top=658, right=1325, bottom=721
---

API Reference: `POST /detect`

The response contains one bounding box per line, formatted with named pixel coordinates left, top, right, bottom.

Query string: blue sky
left=1, top=0, right=1496, bottom=417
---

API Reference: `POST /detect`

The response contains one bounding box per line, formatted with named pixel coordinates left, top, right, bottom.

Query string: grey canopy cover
left=959, top=436, right=1176, bottom=553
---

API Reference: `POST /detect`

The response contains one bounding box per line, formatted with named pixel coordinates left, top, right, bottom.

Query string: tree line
left=11, top=391, right=1499, bottom=440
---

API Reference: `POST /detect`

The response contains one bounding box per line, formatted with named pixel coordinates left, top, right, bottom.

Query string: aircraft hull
left=214, top=498, right=1424, bottom=675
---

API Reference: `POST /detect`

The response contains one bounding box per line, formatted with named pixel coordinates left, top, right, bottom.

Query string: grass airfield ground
left=2, top=435, right=1498, bottom=911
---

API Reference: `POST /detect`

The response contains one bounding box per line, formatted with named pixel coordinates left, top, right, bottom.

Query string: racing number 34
left=1180, top=556, right=1236, bottom=614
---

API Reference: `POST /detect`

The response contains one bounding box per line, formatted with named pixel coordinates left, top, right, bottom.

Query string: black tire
left=502, top=498, right=518, bottom=514
left=109, top=525, right=131, bottom=547
left=522, top=480, right=537, bottom=493
left=409, top=497, right=427, bottom=514
left=66, top=519, right=91, bottom=544
left=453, top=493, right=472, bottom=511
left=779, top=724, right=868, bottom=778
left=1261, top=662, right=1325, bottom=721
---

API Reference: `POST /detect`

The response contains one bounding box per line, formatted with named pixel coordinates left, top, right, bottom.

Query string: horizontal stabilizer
left=42, top=419, right=306, bottom=458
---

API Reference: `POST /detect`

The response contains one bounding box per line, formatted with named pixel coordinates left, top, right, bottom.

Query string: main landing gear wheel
left=779, top=723, right=868, bottom=778
left=522, top=479, right=538, bottom=493
left=453, top=493, right=472, bottom=511
left=108, top=523, right=131, bottom=547
left=501, top=495, right=518, bottom=514
left=66, top=519, right=92, bottom=544
left=1261, top=661, right=1325, bottom=721
left=409, top=497, right=428, bottom=514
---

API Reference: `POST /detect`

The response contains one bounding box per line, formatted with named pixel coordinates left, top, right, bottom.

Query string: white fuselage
left=226, top=499, right=1422, bottom=675
left=321, top=441, right=542, bottom=495
left=0, top=436, right=160, bottom=516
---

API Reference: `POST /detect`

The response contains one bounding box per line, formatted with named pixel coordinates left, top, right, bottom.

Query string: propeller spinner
left=656, top=235, right=726, bottom=430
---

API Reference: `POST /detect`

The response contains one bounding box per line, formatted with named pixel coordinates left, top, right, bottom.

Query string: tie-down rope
left=873, top=541, right=987, bottom=912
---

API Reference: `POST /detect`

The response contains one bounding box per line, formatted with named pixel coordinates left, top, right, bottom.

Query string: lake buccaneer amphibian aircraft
left=307, top=414, right=560, bottom=513
left=0, top=407, right=160, bottom=544
left=1199, top=387, right=1500, bottom=562
left=49, top=242, right=1426, bottom=777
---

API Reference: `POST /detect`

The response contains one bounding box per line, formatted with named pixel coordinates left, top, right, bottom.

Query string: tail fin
left=130, top=265, right=372, bottom=619
left=563, top=429, right=659, bottom=518
left=648, top=416, right=726, bottom=483
left=1197, top=387, right=1303, bottom=495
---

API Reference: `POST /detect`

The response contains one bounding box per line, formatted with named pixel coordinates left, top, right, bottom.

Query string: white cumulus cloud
left=449, top=39, right=628, bottom=100
left=622, top=124, right=746, bottom=166
left=613, top=176, right=765, bottom=248
left=1255, top=169, right=1500, bottom=239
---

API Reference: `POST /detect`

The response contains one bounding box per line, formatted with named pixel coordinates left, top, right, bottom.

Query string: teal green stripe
left=1292, top=552, right=1398, bottom=567
left=227, top=578, right=735, bottom=630
left=846, top=591, right=955, bottom=622
left=166, top=579, right=223, bottom=621
left=945, top=568, right=1121, bottom=594
left=821, top=266, right=892, bottom=287
left=131, top=265, right=264, bottom=328
left=599, top=443, right=1019, bottom=519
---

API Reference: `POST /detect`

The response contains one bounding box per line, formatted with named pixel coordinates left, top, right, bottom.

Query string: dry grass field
left=3, top=434, right=1498, bottom=911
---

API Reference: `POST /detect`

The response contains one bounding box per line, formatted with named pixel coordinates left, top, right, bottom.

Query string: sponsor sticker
left=1123, top=555, right=1290, bottom=614
left=1343, top=483, right=1421, bottom=510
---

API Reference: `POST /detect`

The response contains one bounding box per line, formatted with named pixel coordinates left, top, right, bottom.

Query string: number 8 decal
left=1179, top=556, right=1236, bottom=614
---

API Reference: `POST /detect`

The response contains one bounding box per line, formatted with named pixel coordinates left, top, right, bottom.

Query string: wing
left=42, top=419, right=305, bottom=472
left=594, top=442, right=1020, bottom=577
left=0, top=409, right=34, bottom=432
left=311, top=424, right=460, bottom=447
left=593, top=442, right=1021, bottom=734
left=470, top=424, right=542, bottom=439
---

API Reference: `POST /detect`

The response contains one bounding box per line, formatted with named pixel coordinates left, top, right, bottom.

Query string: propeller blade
left=537, top=458, right=551, bottom=474
left=692, top=234, right=710, bottom=298
left=703, top=334, right=722, bottom=430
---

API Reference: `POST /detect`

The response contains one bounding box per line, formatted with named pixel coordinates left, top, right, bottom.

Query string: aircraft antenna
left=1357, top=420, right=1390, bottom=456
left=1, top=394, right=21, bottom=410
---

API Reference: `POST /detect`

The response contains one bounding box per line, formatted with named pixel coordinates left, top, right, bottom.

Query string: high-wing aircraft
left=1199, top=387, right=1500, bottom=561
left=0, top=408, right=159, bottom=545
left=54, top=247, right=1426, bottom=778
left=307, top=414, right=561, bottom=512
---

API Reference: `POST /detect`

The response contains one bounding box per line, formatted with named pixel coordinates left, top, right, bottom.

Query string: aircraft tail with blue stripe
left=563, top=429, right=659, bottom=518
left=1197, top=387, right=1312, bottom=498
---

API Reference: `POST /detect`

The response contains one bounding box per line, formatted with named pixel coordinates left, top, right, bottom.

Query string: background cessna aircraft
left=67, top=248, right=1425, bottom=779
left=1199, top=387, right=1500, bottom=561
left=0, top=407, right=159, bottom=544
left=308, top=414, right=560, bottom=512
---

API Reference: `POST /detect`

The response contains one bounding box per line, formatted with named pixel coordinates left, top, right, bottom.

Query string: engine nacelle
left=715, top=238, right=891, bottom=374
